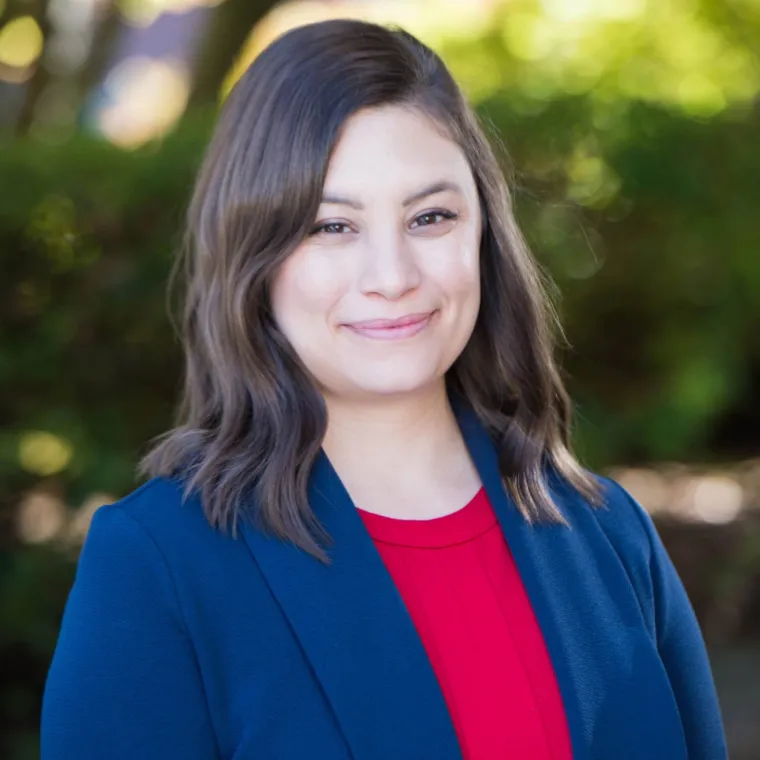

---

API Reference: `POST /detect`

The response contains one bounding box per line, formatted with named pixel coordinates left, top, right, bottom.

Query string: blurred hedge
left=1, top=91, right=760, bottom=757
left=0, top=116, right=211, bottom=759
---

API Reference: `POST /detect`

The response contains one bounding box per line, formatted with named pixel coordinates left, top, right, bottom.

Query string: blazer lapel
left=454, top=405, right=590, bottom=760
left=240, top=450, right=463, bottom=760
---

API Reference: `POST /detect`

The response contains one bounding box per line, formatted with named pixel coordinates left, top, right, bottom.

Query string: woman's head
left=193, top=19, right=494, bottom=404
left=142, top=18, right=599, bottom=560
left=271, top=103, right=482, bottom=402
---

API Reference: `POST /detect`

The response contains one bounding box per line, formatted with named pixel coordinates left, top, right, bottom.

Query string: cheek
left=425, top=234, right=480, bottom=301
left=271, top=248, right=347, bottom=329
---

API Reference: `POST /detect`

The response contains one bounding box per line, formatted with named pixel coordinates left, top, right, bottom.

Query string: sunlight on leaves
left=118, top=0, right=224, bottom=28
left=540, top=0, right=647, bottom=23
left=502, top=12, right=555, bottom=62
left=565, top=149, right=621, bottom=209
left=226, top=0, right=760, bottom=119
left=222, top=0, right=496, bottom=101
left=18, top=432, right=74, bottom=477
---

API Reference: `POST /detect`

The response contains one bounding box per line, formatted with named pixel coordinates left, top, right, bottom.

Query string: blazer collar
left=240, top=402, right=588, bottom=760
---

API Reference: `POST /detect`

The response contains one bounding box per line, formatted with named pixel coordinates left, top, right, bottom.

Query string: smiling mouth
left=343, top=311, right=436, bottom=340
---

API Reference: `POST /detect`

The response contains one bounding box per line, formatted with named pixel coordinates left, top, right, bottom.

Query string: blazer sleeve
left=609, top=480, right=728, bottom=760
left=41, top=503, right=220, bottom=760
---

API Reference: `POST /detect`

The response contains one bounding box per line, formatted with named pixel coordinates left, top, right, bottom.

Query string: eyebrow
left=320, top=180, right=465, bottom=210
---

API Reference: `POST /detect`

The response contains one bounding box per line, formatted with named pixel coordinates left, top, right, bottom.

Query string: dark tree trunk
left=76, top=2, right=123, bottom=107
left=13, top=0, right=122, bottom=136
left=187, top=0, right=281, bottom=108
left=7, top=0, right=52, bottom=136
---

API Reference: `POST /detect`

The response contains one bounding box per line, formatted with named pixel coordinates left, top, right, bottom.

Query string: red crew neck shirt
left=356, top=488, right=572, bottom=760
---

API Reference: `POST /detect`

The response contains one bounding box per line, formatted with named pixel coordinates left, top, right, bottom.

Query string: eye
left=309, top=221, right=353, bottom=236
left=410, top=210, right=458, bottom=229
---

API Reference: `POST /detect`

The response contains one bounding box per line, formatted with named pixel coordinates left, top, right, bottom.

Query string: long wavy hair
left=140, top=18, right=602, bottom=562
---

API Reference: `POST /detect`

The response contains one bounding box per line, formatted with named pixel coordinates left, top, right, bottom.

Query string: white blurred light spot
left=17, top=491, right=66, bottom=544
left=692, top=476, right=744, bottom=524
left=611, top=467, right=669, bottom=514
left=98, top=55, right=190, bottom=147
left=46, top=0, right=99, bottom=72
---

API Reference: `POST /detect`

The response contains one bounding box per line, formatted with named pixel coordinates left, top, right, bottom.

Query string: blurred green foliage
left=2, top=1, right=760, bottom=756
left=0, top=115, right=212, bottom=759
left=1, top=117, right=212, bottom=505
left=507, top=95, right=760, bottom=465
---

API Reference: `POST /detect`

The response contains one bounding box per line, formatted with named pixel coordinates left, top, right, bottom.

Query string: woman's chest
left=179, top=519, right=688, bottom=760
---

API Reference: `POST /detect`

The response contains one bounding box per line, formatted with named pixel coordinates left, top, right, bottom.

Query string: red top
left=356, top=488, right=572, bottom=760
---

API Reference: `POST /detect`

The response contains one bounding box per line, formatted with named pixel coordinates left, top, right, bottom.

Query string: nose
left=357, top=230, right=421, bottom=300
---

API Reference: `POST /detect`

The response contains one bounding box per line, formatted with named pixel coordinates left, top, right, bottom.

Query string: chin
left=348, top=366, right=443, bottom=398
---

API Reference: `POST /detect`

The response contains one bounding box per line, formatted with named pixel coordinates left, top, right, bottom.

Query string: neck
left=321, top=382, right=473, bottom=496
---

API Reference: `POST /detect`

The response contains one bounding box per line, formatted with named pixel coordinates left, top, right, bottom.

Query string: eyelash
left=309, top=209, right=458, bottom=236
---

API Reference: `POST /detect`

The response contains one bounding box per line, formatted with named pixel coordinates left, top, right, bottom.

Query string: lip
left=343, top=311, right=435, bottom=340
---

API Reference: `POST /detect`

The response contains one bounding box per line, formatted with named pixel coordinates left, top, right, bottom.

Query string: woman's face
left=270, top=105, right=482, bottom=402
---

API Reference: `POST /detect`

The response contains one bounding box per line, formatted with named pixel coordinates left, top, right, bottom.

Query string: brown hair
left=140, top=18, right=602, bottom=562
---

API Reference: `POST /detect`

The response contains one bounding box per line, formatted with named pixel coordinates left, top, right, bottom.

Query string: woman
left=41, top=18, right=727, bottom=760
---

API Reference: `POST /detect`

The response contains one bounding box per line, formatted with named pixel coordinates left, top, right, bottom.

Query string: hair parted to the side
left=140, top=17, right=602, bottom=563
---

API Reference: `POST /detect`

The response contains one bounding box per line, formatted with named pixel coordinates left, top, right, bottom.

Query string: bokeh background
left=1, top=0, right=760, bottom=757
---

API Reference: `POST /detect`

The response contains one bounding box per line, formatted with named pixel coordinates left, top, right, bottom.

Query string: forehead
left=323, top=106, right=475, bottom=197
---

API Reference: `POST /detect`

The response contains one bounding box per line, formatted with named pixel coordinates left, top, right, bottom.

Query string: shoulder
left=549, top=469, right=659, bottom=623
left=549, top=467, right=656, bottom=562
left=75, top=476, right=261, bottom=634
left=105, top=475, right=200, bottom=525
left=588, top=472, right=657, bottom=562
left=65, top=478, right=206, bottom=636
left=82, top=475, right=244, bottom=589
left=91, top=475, right=220, bottom=547
left=80, top=475, right=206, bottom=564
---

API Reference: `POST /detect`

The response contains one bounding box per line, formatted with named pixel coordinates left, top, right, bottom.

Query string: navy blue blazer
left=42, top=407, right=727, bottom=759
